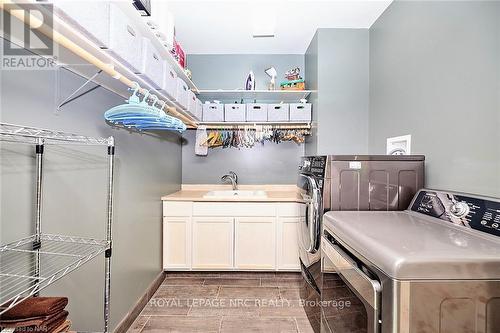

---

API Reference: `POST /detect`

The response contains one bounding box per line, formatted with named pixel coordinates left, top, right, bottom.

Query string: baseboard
left=113, top=271, right=165, bottom=333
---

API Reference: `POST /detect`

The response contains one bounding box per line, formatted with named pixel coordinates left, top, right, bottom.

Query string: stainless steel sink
left=203, top=190, right=267, bottom=199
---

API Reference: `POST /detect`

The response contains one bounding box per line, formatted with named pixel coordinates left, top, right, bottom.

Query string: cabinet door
left=163, top=217, right=191, bottom=269
left=192, top=217, right=234, bottom=269
left=277, top=217, right=300, bottom=270
left=235, top=217, right=276, bottom=270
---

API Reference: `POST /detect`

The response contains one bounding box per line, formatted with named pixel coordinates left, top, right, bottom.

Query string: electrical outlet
left=387, top=135, right=411, bottom=155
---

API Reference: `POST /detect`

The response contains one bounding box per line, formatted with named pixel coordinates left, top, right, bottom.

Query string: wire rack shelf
left=0, top=123, right=114, bottom=146
left=0, top=234, right=109, bottom=315
left=0, top=122, right=115, bottom=332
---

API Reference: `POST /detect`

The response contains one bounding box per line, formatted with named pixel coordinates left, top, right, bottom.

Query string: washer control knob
left=450, top=202, right=469, bottom=218
left=303, top=160, right=311, bottom=169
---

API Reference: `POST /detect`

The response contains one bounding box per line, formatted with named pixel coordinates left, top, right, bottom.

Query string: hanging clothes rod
left=199, top=123, right=311, bottom=130
left=0, top=1, right=197, bottom=128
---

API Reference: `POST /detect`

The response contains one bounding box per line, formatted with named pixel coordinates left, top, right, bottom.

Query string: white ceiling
left=166, top=0, right=393, bottom=54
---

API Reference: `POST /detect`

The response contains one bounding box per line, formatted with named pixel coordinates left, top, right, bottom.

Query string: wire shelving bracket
left=56, top=66, right=103, bottom=111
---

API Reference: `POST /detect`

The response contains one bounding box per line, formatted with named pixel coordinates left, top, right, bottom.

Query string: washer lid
left=323, top=211, right=500, bottom=280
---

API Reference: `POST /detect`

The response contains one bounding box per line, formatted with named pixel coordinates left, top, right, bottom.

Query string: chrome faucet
left=221, top=171, right=238, bottom=190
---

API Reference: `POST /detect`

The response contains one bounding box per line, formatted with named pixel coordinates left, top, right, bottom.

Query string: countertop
left=161, top=185, right=305, bottom=203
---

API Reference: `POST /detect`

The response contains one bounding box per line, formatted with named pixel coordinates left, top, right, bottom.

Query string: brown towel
left=9, top=310, right=69, bottom=333
left=38, top=310, right=69, bottom=333
left=53, top=320, right=71, bottom=333
left=0, top=317, right=45, bottom=328
left=1, top=297, right=68, bottom=320
left=1, top=310, right=68, bottom=331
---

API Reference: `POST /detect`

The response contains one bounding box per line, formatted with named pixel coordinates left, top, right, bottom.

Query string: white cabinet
left=163, top=217, right=190, bottom=269
left=192, top=217, right=234, bottom=269
left=277, top=217, right=300, bottom=270
left=162, top=201, right=305, bottom=271
left=235, top=217, right=276, bottom=270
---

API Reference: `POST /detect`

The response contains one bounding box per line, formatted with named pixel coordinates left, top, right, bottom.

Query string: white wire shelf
left=0, top=234, right=110, bottom=315
left=197, top=122, right=311, bottom=129
left=0, top=123, right=114, bottom=146
left=2, top=1, right=197, bottom=126
left=197, top=90, right=312, bottom=102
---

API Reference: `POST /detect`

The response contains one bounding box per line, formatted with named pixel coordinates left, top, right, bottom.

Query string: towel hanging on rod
left=104, top=82, right=187, bottom=133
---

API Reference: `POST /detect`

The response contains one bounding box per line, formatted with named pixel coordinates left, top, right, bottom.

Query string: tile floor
left=128, top=272, right=315, bottom=333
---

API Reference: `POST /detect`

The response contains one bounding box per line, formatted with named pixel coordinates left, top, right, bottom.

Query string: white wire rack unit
left=0, top=123, right=115, bottom=333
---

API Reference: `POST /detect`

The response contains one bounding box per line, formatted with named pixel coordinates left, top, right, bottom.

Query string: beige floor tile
left=258, top=300, right=309, bottom=318
left=127, top=315, right=150, bottom=333
left=189, top=301, right=260, bottom=317
left=204, top=278, right=260, bottom=286
left=165, top=272, right=220, bottom=278
left=141, top=299, right=191, bottom=316
left=261, top=278, right=305, bottom=288
left=275, top=272, right=302, bottom=279
left=141, top=316, right=221, bottom=332
left=162, top=277, right=206, bottom=286
left=217, top=271, right=277, bottom=279
left=279, top=288, right=303, bottom=300
left=220, top=317, right=297, bottom=333
left=295, top=317, right=318, bottom=333
left=155, top=285, right=219, bottom=299
left=218, top=286, right=280, bottom=299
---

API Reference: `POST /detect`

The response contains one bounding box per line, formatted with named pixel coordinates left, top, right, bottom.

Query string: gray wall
left=0, top=53, right=182, bottom=330
left=305, top=29, right=370, bottom=155
left=369, top=0, right=500, bottom=197
left=188, top=54, right=304, bottom=91
left=183, top=54, right=306, bottom=184
left=181, top=130, right=303, bottom=184
left=304, top=32, right=319, bottom=156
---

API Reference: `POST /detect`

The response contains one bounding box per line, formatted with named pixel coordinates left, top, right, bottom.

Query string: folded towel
left=195, top=126, right=208, bottom=156
left=39, top=310, right=69, bottom=333
left=1, top=297, right=68, bottom=320
left=1, top=310, right=68, bottom=331
left=53, top=320, right=71, bottom=333
left=0, top=317, right=45, bottom=328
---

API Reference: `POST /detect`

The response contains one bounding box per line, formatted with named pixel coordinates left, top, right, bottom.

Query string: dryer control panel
left=410, top=190, right=500, bottom=237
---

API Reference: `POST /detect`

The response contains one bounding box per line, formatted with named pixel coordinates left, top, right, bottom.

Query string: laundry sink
left=203, top=190, right=267, bottom=199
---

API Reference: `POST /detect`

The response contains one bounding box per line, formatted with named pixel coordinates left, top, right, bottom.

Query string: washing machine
left=297, top=155, right=425, bottom=332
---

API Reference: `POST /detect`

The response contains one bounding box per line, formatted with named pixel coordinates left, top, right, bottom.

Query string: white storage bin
left=194, top=99, right=203, bottom=120
left=224, top=104, right=246, bottom=122
left=175, top=78, right=189, bottom=109
left=107, top=4, right=143, bottom=74
left=139, top=38, right=165, bottom=89
left=289, top=103, right=312, bottom=122
left=268, top=104, right=289, bottom=122
left=246, top=104, right=268, bottom=122
left=187, top=91, right=197, bottom=116
left=203, top=104, right=224, bottom=122
left=162, top=64, right=178, bottom=99
left=52, top=1, right=110, bottom=48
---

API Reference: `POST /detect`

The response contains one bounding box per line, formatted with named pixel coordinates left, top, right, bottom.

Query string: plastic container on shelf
left=224, top=104, right=246, bottom=122
left=202, top=103, right=224, bottom=122
left=246, top=104, right=268, bottom=122
left=162, top=64, right=178, bottom=99
left=107, top=4, right=144, bottom=74
left=289, top=103, right=312, bottom=122
left=139, top=38, right=165, bottom=89
left=267, top=104, right=290, bottom=122
left=52, top=0, right=111, bottom=48
left=194, top=99, right=203, bottom=120
left=175, top=78, right=189, bottom=109
left=187, top=91, right=197, bottom=116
